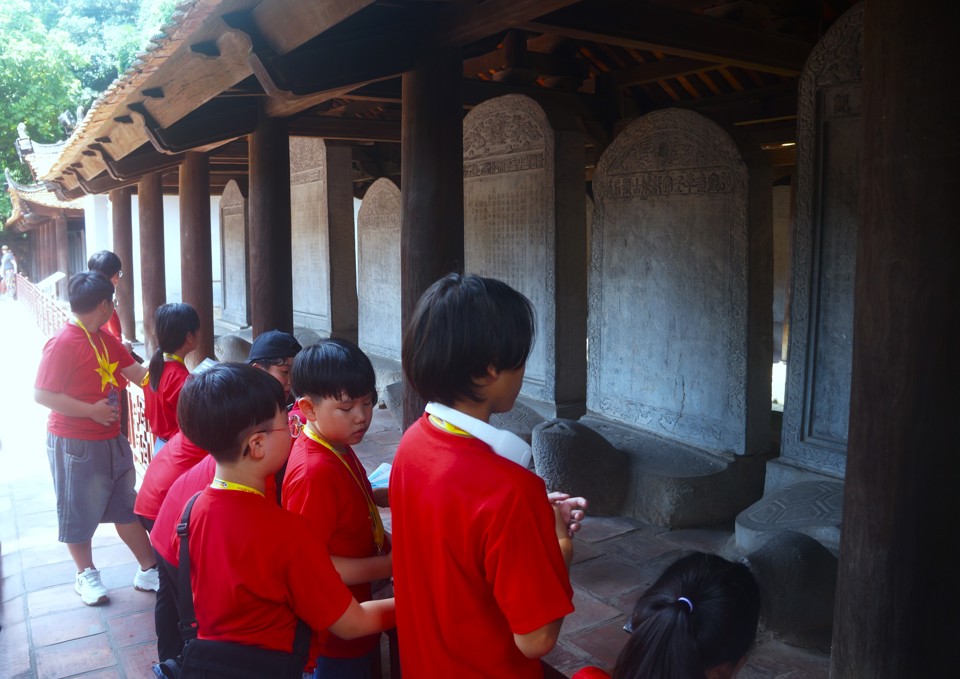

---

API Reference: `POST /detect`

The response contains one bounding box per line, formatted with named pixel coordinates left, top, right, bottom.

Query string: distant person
left=390, top=273, right=587, bottom=678
left=572, top=552, right=761, bottom=679
left=170, top=363, right=395, bottom=678
left=34, top=271, right=158, bottom=606
left=86, top=250, right=128, bottom=348
left=283, top=339, right=391, bottom=678
left=144, top=303, right=200, bottom=452
left=247, top=329, right=303, bottom=407
left=2, top=244, right=17, bottom=300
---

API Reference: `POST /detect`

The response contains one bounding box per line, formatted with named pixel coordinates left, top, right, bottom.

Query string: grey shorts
left=46, top=433, right=139, bottom=543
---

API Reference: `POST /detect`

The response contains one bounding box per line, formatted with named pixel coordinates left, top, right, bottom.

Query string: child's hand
left=548, top=492, right=588, bottom=538
left=90, top=398, right=119, bottom=426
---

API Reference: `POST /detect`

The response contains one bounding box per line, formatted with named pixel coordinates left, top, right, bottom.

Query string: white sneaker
left=134, top=565, right=160, bottom=592
left=75, top=567, right=109, bottom=606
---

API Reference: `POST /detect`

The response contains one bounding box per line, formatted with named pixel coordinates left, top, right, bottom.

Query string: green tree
left=1, top=0, right=176, bottom=223
left=0, top=0, right=82, bottom=220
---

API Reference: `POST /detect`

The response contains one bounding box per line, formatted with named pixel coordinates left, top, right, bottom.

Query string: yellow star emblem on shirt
left=96, top=357, right=120, bottom=391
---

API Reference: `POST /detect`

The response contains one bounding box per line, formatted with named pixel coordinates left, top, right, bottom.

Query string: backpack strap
left=176, top=491, right=203, bottom=641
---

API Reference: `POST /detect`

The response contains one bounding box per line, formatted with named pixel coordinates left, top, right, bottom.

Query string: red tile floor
left=0, top=301, right=830, bottom=678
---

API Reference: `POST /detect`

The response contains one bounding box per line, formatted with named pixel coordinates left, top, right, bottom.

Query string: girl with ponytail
left=144, top=303, right=200, bottom=452
left=574, top=552, right=760, bottom=679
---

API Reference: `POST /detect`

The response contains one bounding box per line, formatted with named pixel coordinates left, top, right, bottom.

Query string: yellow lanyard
left=163, top=353, right=185, bottom=365
left=428, top=414, right=473, bottom=437
left=302, top=425, right=385, bottom=552
left=73, top=318, right=119, bottom=392
left=210, top=478, right=264, bottom=497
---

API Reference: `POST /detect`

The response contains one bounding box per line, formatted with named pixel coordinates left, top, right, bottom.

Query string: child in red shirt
left=144, top=303, right=200, bottom=451
left=282, top=339, right=391, bottom=679
left=134, top=431, right=207, bottom=530
left=390, top=273, right=587, bottom=678
left=173, top=362, right=395, bottom=678
left=34, top=272, right=158, bottom=605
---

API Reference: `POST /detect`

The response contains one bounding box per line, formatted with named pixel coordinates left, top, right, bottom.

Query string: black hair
left=68, top=271, right=114, bottom=314
left=291, top=338, right=378, bottom=405
left=87, top=250, right=122, bottom=278
left=613, top=552, right=760, bottom=679
left=402, top=273, right=535, bottom=405
left=148, top=303, right=201, bottom=391
left=177, top=363, right=285, bottom=463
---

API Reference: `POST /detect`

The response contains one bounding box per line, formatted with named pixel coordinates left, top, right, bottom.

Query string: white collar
left=424, top=402, right=532, bottom=468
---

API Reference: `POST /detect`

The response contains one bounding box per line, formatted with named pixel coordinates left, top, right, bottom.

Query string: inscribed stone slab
left=780, top=2, right=863, bottom=479
left=290, top=137, right=331, bottom=333
left=357, top=178, right=402, bottom=362
left=219, top=180, right=248, bottom=326
left=590, top=109, right=751, bottom=454
left=463, top=94, right=555, bottom=404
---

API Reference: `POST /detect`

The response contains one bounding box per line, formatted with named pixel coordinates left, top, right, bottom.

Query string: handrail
left=17, top=274, right=156, bottom=476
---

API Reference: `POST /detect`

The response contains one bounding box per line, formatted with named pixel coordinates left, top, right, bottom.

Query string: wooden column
left=832, top=1, right=959, bottom=676
left=110, top=187, right=136, bottom=339
left=248, top=113, right=293, bottom=336
left=179, top=153, right=215, bottom=364
left=399, top=47, right=464, bottom=429
left=138, top=172, right=166, bottom=354
left=54, top=214, right=69, bottom=300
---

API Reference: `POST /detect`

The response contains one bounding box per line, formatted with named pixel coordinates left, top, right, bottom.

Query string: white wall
left=83, top=194, right=221, bottom=339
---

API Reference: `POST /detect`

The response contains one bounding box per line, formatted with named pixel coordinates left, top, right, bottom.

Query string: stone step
left=735, top=480, right=844, bottom=555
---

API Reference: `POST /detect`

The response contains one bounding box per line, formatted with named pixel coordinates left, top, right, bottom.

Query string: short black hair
left=87, top=250, right=122, bottom=278
left=291, top=338, right=377, bottom=404
left=177, top=363, right=286, bottom=463
left=402, top=273, right=535, bottom=405
left=68, top=271, right=114, bottom=314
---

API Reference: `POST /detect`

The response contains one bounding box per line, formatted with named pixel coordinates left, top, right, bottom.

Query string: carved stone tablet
left=780, top=2, right=863, bottom=481
left=357, top=178, right=402, bottom=362
left=463, top=94, right=586, bottom=418
left=219, top=180, right=248, bottom=326
left=290, top=136, right=331, bottom=332
left=590, top=108, right=766, bottom=455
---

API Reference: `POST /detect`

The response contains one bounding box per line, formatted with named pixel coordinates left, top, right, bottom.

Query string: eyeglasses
left=258, top=414, right=303, bottom=439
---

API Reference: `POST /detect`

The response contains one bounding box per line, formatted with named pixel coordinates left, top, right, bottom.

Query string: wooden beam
left=288, top=116, right=401, bottom=142
left=611, top=57, right=719, bottom=87
left=522, top=0, right=814, bottom=76
left=437, top=0, right=581, bottom=46
left=130, top=96, right=259, bottom=155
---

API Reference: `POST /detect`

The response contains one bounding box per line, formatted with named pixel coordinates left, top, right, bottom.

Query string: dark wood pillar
left=248, top=113, right=292, bottom=336
left=110, top=187, right=136, bottom=339
left=138, top=172, right=166, bottom=354
left=399, top=47, right=464, bottom=429
left=832, top=1, right=960, bottom=676
left=179, top=153, right=215, bottom=364
left=54, top=214, right=69, bottom=300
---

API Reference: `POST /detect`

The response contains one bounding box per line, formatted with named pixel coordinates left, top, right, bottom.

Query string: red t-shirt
left=134, top=432, right=208, bottom=520
left=571, top=668, right=611, bottom=679
left=151, top=456, right=280, bottom=564
left=172, top=487, right=354, bottom=653
left=104, top=309, right=123, bottom=342
left=144, top=360, right=189, bottom=440
left=389, top=414, right=574, bottom=678
left=282, top=436, right=382, bottom=659
left=151, top=455, right=217, bottom=564
left=35, top=323, right=136, bottom=440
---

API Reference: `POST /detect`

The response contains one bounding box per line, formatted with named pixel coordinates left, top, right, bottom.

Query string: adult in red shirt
left=34, top=272, right=157, bottom=606
left=134, top=431, right=208, bottom=530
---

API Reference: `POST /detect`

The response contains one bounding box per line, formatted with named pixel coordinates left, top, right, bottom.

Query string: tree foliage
left=1, top=0, right=176, bottom=223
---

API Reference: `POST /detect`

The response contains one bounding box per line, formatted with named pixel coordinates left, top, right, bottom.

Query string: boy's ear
left=479, top=365, right=499, bottom=384
left=297, top=395, right=317, bottom=421
left=245, top=432, right=267, bottom=461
